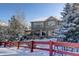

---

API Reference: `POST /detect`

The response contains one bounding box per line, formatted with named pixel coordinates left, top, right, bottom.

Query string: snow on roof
left=55, top=16, right=62, bottom=21
left=31, top=16, right=61, bottom=22
left=0, top=22, right=8, bottom=26
left=31, top=17, right=49, bottom=22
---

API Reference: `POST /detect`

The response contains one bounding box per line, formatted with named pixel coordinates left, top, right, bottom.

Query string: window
left=33, top=22, right=44, bottom=28
left=47, top=21, right=55, bottom=26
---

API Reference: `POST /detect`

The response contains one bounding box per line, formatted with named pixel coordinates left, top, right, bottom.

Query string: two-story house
left=31, top=16, right=60, bottom=37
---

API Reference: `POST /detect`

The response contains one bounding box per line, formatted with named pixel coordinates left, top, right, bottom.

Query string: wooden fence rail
left=0, top=41, right=79, bottom=56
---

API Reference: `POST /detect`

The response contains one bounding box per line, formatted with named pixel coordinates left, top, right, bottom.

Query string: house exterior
left=31, top=16, right=61, bottom=37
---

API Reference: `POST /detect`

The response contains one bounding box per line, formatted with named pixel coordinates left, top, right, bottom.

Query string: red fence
left=0, top=41, right=79, bottom=56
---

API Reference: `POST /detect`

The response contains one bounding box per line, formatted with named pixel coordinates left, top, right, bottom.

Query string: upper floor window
left=47, top=21, right=55, bottom=26
left=33, top=22, right=44, bottom=28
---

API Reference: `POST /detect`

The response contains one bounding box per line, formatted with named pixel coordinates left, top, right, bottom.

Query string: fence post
left=9, top=42, right=11, bottom=47
left=4, top=42, right=7, bottom=47
left=17, top=42, right=20, bottom=49
left=30, top=41, right=34, bottom=52
left=49, top=40, right=53, bottom=56
left=0, top=42, right=2, bottom=46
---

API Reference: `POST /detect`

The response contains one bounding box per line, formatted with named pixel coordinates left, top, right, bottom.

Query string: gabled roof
left=31, top=16, right=60, bottom=23
left=31, top=17, right=48, bottom=23
left=45, top=16, right=58, bottom=21
left=0, top=22, right=8, bottom=26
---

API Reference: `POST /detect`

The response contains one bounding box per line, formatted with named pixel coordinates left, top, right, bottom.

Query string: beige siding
left=31, top=16, right=61, bottom=36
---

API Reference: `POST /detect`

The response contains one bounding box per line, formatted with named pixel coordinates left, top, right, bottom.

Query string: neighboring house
left=31, top=16, right=61, bottom=37
left=0, top=22, right=9, bottom=41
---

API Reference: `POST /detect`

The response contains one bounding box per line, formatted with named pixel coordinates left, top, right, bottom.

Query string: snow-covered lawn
left=0, top=38, right=57, bottom=56
left=0, top=38, right=79, bottom=56
left=0, top=45, right=79, bottom=56
left=0, top=47, right=49, bottom=56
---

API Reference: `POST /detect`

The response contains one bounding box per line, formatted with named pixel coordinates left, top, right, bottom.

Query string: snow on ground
left=0, top=38, right=57, bottom=56
left=0, top=45, right=79, bottom=56
left=27, top=37, right=58, bottom=41
left=0, top=38, right=79, bottom=56
left=0, top=47, right=49, bottom=56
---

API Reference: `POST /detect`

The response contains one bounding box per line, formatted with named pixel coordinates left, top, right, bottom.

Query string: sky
left=0, top=3, right=65, bottom=24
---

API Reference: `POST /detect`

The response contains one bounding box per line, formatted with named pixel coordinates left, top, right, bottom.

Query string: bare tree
left=8, top=10, right=28, bottom=41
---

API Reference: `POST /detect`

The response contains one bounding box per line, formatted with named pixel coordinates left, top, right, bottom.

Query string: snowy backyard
left=0, top=3, right=79, bottom=56
left=0, top=38, right=54, bottom=56
left=0, top=45, right=79, bottom=56
left=0, top=38, right=79, bottom=56
left=0, top=47, right=49, bottom=56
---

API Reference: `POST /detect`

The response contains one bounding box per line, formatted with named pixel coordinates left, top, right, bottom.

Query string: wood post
left=30, top=41, right=34, bottom=52
left=49, top=40, right=53, bottom=56
left=17, top=42, right=20, bottom=49
left=9, top=42, right=11, bottom=47
left=4, top=42, right=7, bottom=47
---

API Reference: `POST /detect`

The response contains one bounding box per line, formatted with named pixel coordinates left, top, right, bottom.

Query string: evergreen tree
left=61, top=3, right=79, bottom=43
